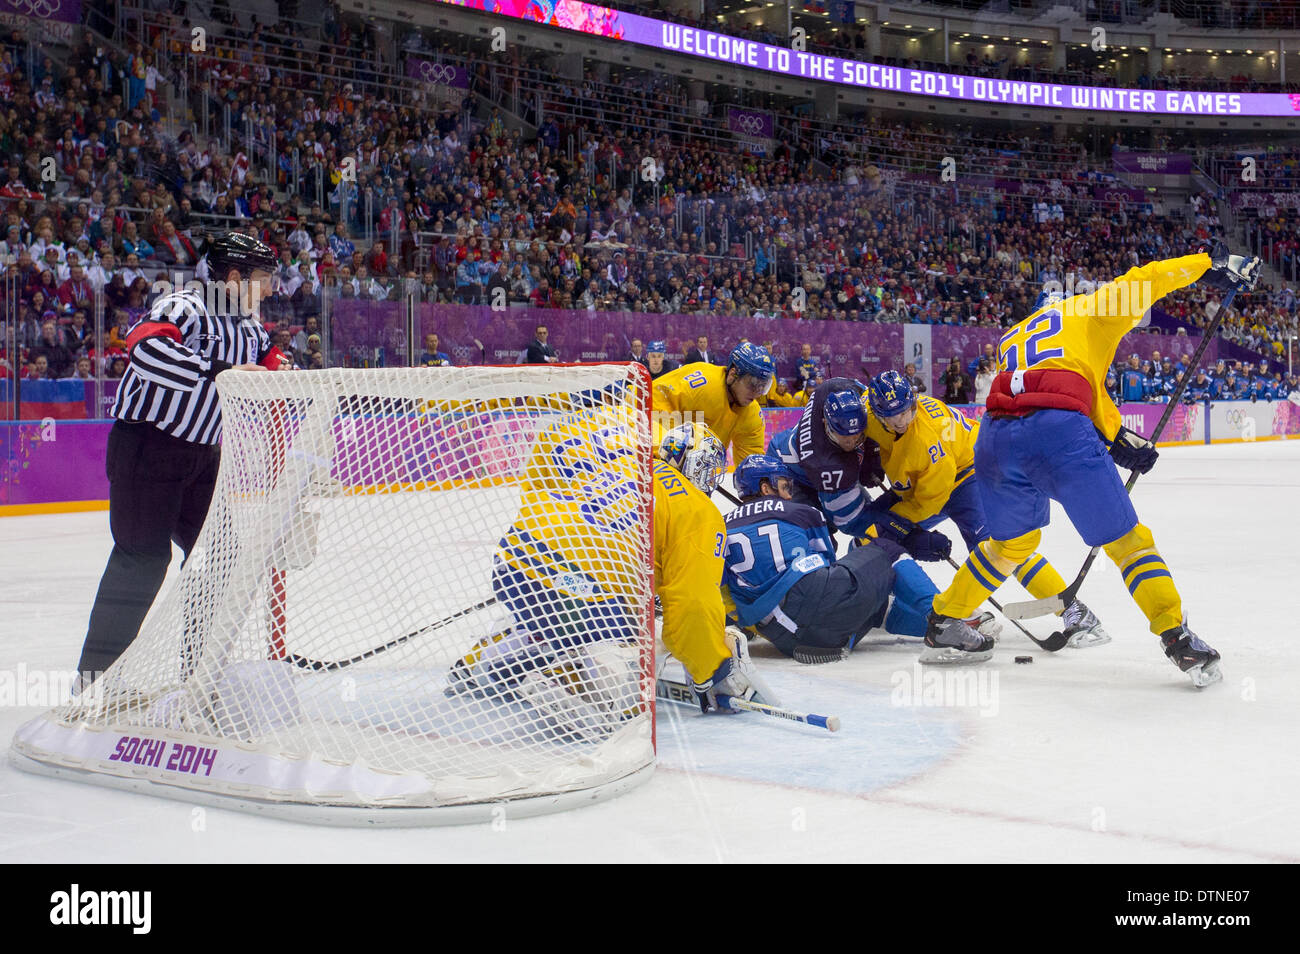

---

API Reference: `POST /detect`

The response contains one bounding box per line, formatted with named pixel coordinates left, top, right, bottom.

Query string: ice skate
left=1060, top=599, right=1111, bottom=648
left=1160, top=621, right=1222, bottom=688
left=920, top=611, right=994, bottom=664
left=964, top=610, right=1002, bottom=641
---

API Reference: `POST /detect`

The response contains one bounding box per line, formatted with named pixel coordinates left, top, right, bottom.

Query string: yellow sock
left=933, top=531, right=1042, bottom=619
left=1013, top=553, right=1068, bottom=601
left=1104, top=524, right=1183, bottom=635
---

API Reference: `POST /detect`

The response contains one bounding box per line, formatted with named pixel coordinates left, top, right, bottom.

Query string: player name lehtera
left=726, top=498, right=790, bottom=521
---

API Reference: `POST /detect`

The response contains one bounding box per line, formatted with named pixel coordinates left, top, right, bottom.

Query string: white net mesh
left=14, top=365, right=656, bottom=819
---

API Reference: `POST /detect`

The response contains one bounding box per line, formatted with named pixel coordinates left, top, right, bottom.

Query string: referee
left=76, top=232, right=289, bottom=687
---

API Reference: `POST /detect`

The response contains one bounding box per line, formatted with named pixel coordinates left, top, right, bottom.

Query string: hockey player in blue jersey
left=1118, top=355, right=1147, bottom=403
left=721, top=455, right=997, bottom=665
left=1186, top=369, right=1213, bottom=404
left=766, top=377, right=884, bottom=539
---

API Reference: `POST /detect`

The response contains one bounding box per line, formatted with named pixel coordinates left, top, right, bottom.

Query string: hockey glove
left=870, top=509, right=917, bottom=545
left=902, top=527, right=952, bottom=562
left=693, top=626, right=780, bottom=714
left=860, top=441, right=886, bottom=487
left=1201, top=241, right=1261, bottom=293
left=1106, top=425, right=1158, bottom=475
left=865, top=488, right=902, bottom=515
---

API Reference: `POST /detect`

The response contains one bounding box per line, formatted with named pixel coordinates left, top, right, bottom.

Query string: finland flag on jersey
left=721, top=496, right=835, bottom=627
left=110, top=290, right=272, bottom=444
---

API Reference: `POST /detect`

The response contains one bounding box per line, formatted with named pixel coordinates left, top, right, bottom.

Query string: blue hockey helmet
left=727, top=342, right=775, bottom=388
left=865, top=370, right=916, bottom=419
left=1034, top=287, right=1064, bottom=312
left=823, top=388, right=868, bottom=436
left=647, top=340, right=666, bottom=355
left=733, top=454, right=795, bottom=498
left=658, top=421, right=726, bottom=496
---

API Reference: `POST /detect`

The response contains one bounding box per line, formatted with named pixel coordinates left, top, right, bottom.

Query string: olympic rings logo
left=1225, top=408, right=1251, bottom=429
left=417, top=62, right=459, bottom=86
left=9, top=0, right=63, bottom=15
left=732, top=114, right=767, bottom=137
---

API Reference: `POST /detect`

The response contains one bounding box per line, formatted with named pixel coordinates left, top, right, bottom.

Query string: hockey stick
left=289, top=597, right=498, bottom=672
left=1000, top=286, right=1241, bottom=621
left=655, top=677, right=841, bottom=732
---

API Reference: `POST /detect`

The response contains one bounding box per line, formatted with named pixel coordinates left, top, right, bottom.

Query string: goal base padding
left=9, top=748, right=655, bottom=828
left=10, top=714, right=655, bottom=828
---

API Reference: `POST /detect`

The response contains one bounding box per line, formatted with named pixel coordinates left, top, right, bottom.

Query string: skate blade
left=918, top=645, right=993, bottom=665
left=793, top=645, right=849, bottom=665
left=1066, top=628, right=1112, bottom=649
left=1187, top=659, right=1223, bottom=688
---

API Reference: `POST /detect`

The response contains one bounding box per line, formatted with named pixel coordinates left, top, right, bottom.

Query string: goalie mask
left=658, top=421, right=726, bottom=496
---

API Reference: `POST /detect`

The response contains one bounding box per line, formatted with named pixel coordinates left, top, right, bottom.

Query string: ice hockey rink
left=2, top=440, right=1297, bottom=864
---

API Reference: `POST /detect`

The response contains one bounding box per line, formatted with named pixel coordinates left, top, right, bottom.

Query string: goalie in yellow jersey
left=651, top=343, right=775, bottom=462
left=447, top=411, right=774, bottom=723
left=927, top=245, right=1259, bottom=686
left=860, top=372, right=1110, bottom=656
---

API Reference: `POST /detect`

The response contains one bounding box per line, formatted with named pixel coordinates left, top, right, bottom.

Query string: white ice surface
left=1, top=441, right=1298, bottom=862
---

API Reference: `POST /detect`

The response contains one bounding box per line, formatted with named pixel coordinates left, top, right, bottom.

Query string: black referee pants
left=78, top=422, right=220, bottom=683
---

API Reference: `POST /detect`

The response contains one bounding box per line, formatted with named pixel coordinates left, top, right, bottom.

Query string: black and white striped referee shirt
left=110, top=290, right=272, bottom=444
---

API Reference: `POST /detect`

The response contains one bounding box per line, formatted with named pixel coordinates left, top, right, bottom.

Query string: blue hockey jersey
left=721, top=496, right=835, bottom=627
left=766, top=377, right=876, bottom=536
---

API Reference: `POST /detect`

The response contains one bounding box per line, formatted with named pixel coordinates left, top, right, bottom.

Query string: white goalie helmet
left=658, top=421, right=726, bottom=495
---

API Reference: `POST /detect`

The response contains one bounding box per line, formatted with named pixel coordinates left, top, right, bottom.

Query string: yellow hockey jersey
left=652, top=459, right=730, bottom=684
left=652, top=362, right=765, bottom=461
left=865, top=394, right=978, bottom=523
left=995, top=253, right=1211, bottom=439
left=497, top=408, right=646, bottom=624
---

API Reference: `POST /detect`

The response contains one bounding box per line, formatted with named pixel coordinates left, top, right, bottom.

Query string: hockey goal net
left=12, top=364, right=657, bottom=824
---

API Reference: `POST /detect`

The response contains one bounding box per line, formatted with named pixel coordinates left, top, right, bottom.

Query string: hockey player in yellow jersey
left=860, top=374, right=1108, bottom=653
left=448, top=410, right=774, bottom=715
left=927, top=245, right=1260, bottom=684
left=651, top=343, right=775, bottom=463
left=654, top=421, right=776, bottom=711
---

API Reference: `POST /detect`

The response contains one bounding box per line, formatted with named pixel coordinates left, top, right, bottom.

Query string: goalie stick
left=656, top=677, right=841, bottom=732
left=1000, top=286, right=1241, bottom=621
left=288, top=597, right=499, bottom=672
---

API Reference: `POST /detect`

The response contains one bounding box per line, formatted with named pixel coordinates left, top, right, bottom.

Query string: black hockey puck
left=1014, top=655, right=1033, bottom=664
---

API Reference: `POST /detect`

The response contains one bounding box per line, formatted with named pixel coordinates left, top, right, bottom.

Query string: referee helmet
left=203, top=231, right=277, bottom=280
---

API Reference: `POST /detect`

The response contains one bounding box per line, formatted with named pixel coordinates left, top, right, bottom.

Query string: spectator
left=525, top=325, right=558, bottom=364
left=973, top=356, right=996, bottom=405
left=420, top=333, right=451, bottom=367
left=684, top=334, right=716, bottom=365
left=903, top=362, right=926, bottom=394
left=795, top=343, right=819, bottom=390
left=62, top=355, right=94, bottom=380
left=941, top=357, right=972, bottom=404
left=628, top=338, right=647, bottom=368
left=32, top=319, right=75, bottom=379
left=57, top=261, right=94, bottom=311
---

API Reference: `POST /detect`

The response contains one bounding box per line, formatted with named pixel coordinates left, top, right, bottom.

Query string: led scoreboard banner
left=427, top=0, right=1300, bottom=117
